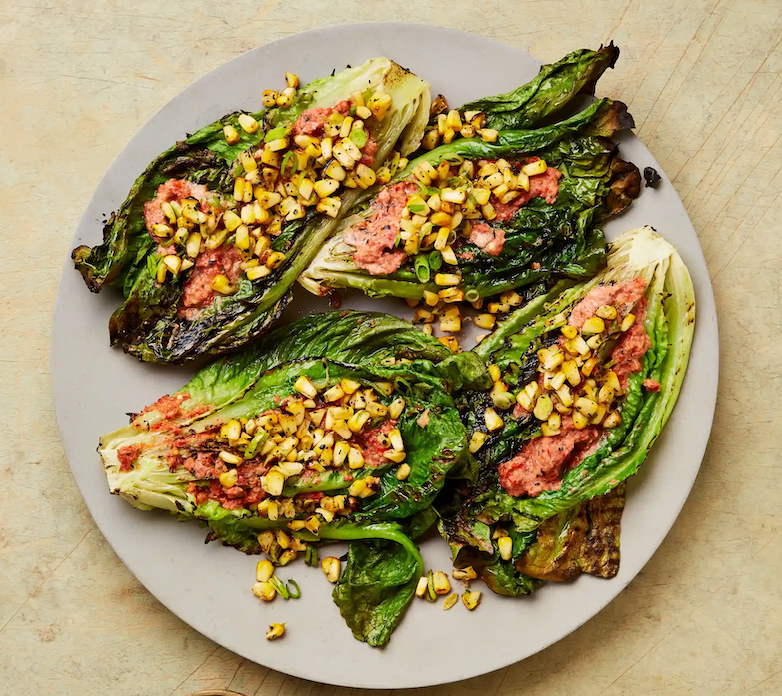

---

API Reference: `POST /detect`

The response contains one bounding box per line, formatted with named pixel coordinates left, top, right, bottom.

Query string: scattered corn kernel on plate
left=52, top=23, right=718, bottom=689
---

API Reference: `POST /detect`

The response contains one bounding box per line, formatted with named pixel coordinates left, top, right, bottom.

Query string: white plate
left=52, top=23, right=718, bottom=690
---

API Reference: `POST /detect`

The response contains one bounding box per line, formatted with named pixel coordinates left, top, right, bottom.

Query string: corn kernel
left=266, top=622, right=285, bottom=640
left=582, top=356, right=600, bottom=377
left=621, top=313, right=636, bottom=331
left=383, top=449, right=406, bottom=463
left=388, top=398, right=405, bottom=419
left=522, top=159, right=547, bottom=176
left=294, top=376, right=317, bottom=399
left=252, top=581, right=276, bottom=601
left=596, top=305, right=617, bottom=320
left=348, top=446, right=364, bottom=469
left=415, top=576, right=428, bottom=598
left=256, top=559, right=274, bottom=582
left=284, top=72, right=299, bottom=88
left=224, top=124, right=240, bottom=144
left=462, top=590, right=482, bottom=610
left=218, top=469, right=238, bottom=488
left=211, top=274, right=236, bottom=295
left=498, top=536, right=513, bottom=561
left=469, top=431, right=487, bottom=453
left=484, top=408, right=503, bottom=432
left=432, top=571, right=451, bottom=595
left=582, top=316, right=606, bottom=335
left=238, top=113, right=259, bottom=134
left=452, top=566, right=478, bottom=581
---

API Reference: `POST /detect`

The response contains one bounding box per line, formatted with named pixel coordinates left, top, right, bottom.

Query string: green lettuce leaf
left=300, top=99, right=639, bottom=300
left=98, top=310, right=482, bottom=535
left=73, top=59, right=431, bottom=363
left=320, top=522, right=423, bottom=647
left=438, top=226, right=695, bottom=591
left=457, top=43, right=620, bottom=130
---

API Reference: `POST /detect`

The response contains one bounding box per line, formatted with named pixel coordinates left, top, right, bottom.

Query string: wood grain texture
left=1, top=1, right=781, bottom=694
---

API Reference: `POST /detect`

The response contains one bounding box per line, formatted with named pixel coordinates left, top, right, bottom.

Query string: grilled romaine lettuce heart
left=300, top=98, right=639, bottom=302
left=97, top=310, right=488, bottom=647
left=438, top=226, right=695, bottom=594
left=73, top=59, right=431, bottom=362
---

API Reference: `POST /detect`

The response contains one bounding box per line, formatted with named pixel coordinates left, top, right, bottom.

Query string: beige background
left=2, top=1, right=781, bottom=694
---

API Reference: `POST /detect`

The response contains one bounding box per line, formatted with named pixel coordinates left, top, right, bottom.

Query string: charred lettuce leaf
left=482, top=560, right=542, bottom=596
left=73, top=111, right=261, bottom=292
left=457, top=43, right=620, bottom=130
left=73, top=59, right=431, bottom=362
left=301, top=99, right=640, bottom=301
left=96, top=311, right=486, bottom=646
left=438, top=227, right=694, bottom=594
left=516, top=484, right=625, bottom=581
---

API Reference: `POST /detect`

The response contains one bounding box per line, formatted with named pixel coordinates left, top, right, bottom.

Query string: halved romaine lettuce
left=97, top=310, right=488, bottom=646
left=73, top=59, right=431, bottom=362
left=437, top=226, right=695, bottom=592
left=300, top=98, right=639, bottom=301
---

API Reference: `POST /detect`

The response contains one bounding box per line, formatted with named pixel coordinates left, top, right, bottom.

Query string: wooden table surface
left=2, top=1, right=781, bottom=694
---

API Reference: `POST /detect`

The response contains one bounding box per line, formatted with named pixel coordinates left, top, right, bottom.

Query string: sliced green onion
left=286, top=579, right=301, bottom=599
left=349, top=128, right=368, bottom=148
left=280, top=150, right=297, bottom=178
left=244, top=430, right=269, bottom=459
left=428, top=250, right=443, bottom=272
left=305, top=545, right=319, bottom=567
left=414, top=255, right=431, bottom=283
left=264, top=126, right=287, bottom=143
left=270, top=576, right=290, bottom=599
left=416, top=183, right=440, bottom=197
left=464, top=287, right=481, bottom=303
left=426, top=570, right=437, bottom=602
left=407, top=202, right=426, bottom=214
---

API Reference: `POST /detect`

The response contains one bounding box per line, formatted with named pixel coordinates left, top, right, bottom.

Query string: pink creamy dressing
left=567, top=276, right=647, bottom=328
left=492, top=157, right=562, bottom=222
left=499, top=277, right=653, bottom=498
left=468, top=223, right=505, bottom=256
left=179, top=247, right=243, bottom=319
left=566, top=276, right=651, bottom=390
left=354, top=420, right=398, bottom=468
left=499, top=416, right=601, bottom=497
left=292, top=100, right=378, bottom=166
left=143, top=179, right=211, bottom=239
left=345, top=182, right=419, bottom=275
left=292, top=100, right=351, bottom=136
